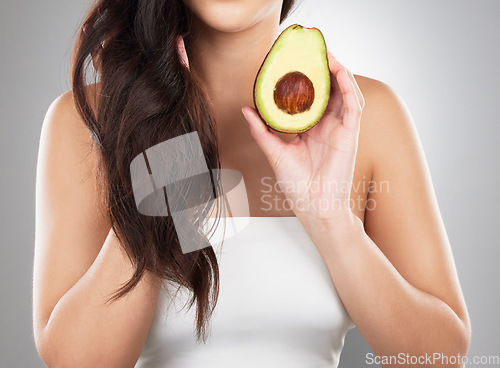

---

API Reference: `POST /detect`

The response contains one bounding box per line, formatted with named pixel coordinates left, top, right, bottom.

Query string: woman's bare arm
left=33, top=91, right=163, bottom=368
left=306, top=77, right=471, bottom=367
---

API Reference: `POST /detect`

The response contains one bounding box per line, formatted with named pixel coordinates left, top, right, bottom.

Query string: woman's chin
left=184, top=0, right=279, bottom=34
left=194, top=13, right=259, bottom=34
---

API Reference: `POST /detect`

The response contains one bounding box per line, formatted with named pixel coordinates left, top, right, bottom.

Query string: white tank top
left=135, top=216, right=355, bottom=368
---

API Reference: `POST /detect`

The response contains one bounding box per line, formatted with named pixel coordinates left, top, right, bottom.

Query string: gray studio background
left=1, top=0, right=499, bottom=366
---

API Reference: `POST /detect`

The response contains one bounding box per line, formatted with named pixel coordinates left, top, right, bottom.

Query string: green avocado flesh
left=253, top=24, right=330, bottom=133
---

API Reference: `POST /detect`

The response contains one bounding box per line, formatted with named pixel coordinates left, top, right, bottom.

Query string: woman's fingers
left=345, top=67, right=365, bottom=109
left=177, top=35, right=189, bottom=69
left=324, top=57, right=344, bottom=117
left=325, top=51, right=363, bottom=132
left=327, top=51, right=364, bottom=109
left=242, top=106, right=286, bottom=169
left=335, top=66, right=362, bottom=133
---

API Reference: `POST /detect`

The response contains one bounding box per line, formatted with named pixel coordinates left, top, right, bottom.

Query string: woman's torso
left=135, top=216, right=355, bottom=368
left=134, top=80, right=375, bottom=365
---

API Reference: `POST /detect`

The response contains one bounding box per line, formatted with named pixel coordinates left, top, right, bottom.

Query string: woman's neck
left=186, top=12, right=281, bottom=124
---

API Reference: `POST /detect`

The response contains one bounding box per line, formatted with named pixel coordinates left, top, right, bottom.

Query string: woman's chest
left=217, top=138, right=372, bottom=220
left=137, top=218, right=354, bottom=367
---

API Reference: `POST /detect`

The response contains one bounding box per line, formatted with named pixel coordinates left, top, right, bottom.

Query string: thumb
left=241, top=106, right=286, bottom=168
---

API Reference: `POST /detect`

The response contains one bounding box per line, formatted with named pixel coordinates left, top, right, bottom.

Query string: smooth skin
left=33, top=0, right=471, bottom=367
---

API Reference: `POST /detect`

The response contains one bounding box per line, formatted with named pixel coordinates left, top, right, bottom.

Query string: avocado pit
left=273, top=71, right=315, bottom=115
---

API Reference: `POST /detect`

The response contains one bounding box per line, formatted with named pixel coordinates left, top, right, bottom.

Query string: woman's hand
left=242, top=51, right=365, bottom=226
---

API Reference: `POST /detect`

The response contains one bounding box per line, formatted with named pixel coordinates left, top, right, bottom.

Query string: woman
left=32, top=0, right=471, bottom=367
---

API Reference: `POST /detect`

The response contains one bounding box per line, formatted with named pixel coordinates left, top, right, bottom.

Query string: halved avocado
left=253, top=24, right=330, bottom=134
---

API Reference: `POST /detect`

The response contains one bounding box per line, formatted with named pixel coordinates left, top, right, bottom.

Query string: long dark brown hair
left=71, top=0, right=296, bottom=343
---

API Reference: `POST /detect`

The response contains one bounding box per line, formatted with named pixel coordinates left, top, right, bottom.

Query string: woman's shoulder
left=352, top=75, right=418, bottom=176
left=42, top=82, right=102, bottom=142
left=46, top=82, right=101, bottom=123
left=39, top=83, right=103, bottom=184
left=353, top=74, right=415, bottom=137
left=353, top=74, right=406, bottom=113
